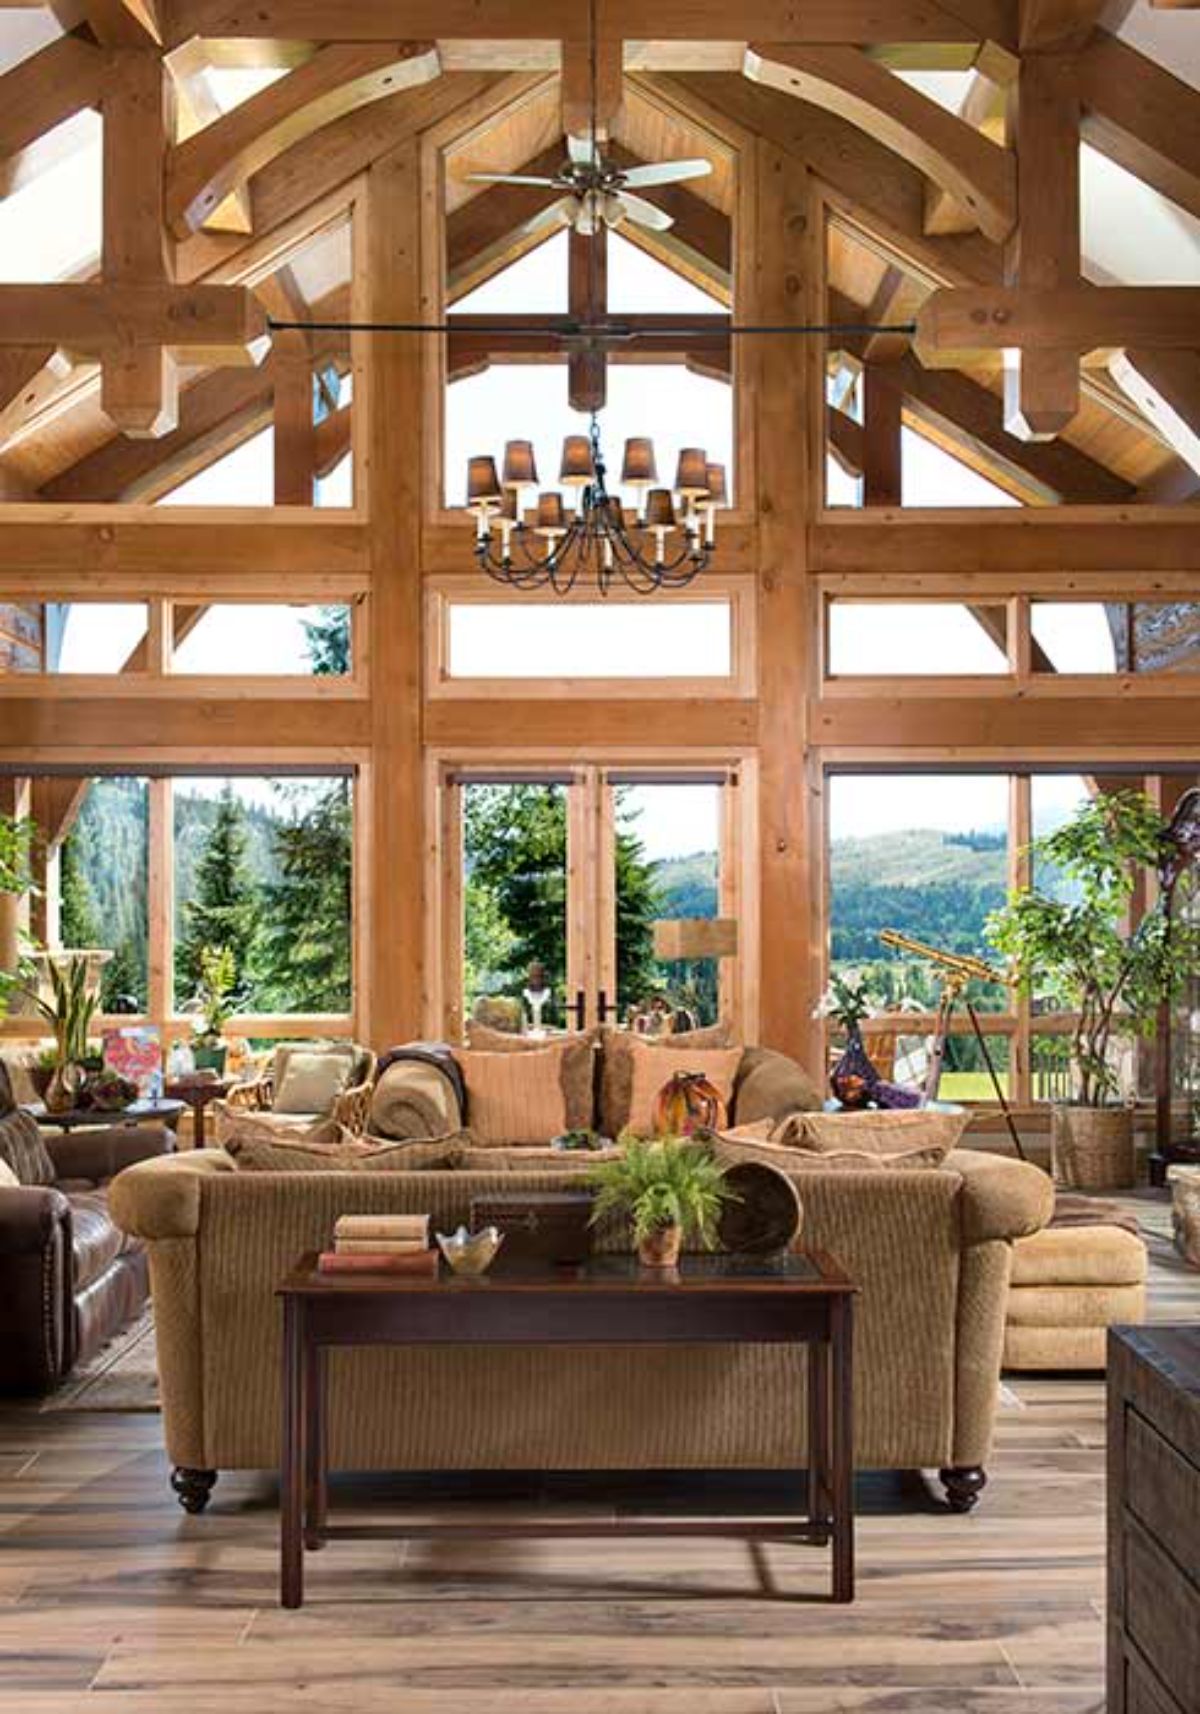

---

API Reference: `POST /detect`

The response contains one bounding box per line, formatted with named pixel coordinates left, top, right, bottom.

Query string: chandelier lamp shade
left=466, top=418, right=726, bottom=595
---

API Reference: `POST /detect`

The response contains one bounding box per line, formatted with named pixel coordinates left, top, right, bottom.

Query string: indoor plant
left=589, top=1135, right=732, bottom=1267
left=15, top=952, right=98, bottom=1113
left=987, top=789, right=1192, bottom=1188
left=189, top=944, right=239, bottom=1074
left=814, top=972, right=880, bottom=1109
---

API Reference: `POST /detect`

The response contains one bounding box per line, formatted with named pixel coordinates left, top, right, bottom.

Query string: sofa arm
left=45, top=1124, right=173, bottom=1186
left=947, top=1149, right=1055, bottom=1245
left=0, top=1185, right=73, bottom=1395
left=109, top=1148, right=236, bottom=1242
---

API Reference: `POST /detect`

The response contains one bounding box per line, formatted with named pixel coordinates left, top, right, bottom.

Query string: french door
left=431, top=758, right=755, bottom=1042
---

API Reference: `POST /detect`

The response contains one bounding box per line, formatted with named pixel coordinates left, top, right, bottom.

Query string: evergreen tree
left=175, top=785, right=260, bottom=1002
left=255, top=781, right=353, bottom=1013
left=303, top=606, right=350, bottom=676
left=59, top=832, right=101, bottom=949
left=101, top=936, right=144, bottom=1013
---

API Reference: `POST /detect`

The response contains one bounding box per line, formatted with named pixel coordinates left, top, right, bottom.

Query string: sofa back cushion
left=454, top=1041, right=593, bottom=1144
left=625, top=1039, right=742, bottom=1136
left=0, top=1107, right=56, bottom=1186
left=732, top=1046, right=823, bottom=1125
left=793, top=1108, right=969, bottom=1163
left=273, top=1049, right=356, bottom=1116
left=599, top=1021, right=737, bottom=1137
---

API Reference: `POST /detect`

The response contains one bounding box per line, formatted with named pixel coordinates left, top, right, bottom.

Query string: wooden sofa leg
left=939, top=1466, right=987, bottom=1513
left=171, top=1467, right=217, bottom=1514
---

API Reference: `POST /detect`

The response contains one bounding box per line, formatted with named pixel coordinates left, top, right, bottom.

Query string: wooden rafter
left=924, top=66, right=1009, bottom=235
left=1109, top=349, right=1200, bottom=479
left=1078, top=32, right=1200, bottom=225
left=1017, top=0, right=1109, bottom=50
left=561, top=35, right=622, bottom=140
left=744, top=44, right=1016, bottom=243
left=917, top=287, right=1200, bottom=365
left=165, top=41, right=441, bottom=236
left=0, top=32, right=109, bottom=176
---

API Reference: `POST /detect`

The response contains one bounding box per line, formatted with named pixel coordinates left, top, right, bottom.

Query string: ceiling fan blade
left=600, top=192, right=628, bottom=230
left=464, top=172, right=562, bottom=187
left=619, top=192, right=676, bottom=233
left=619, top=158, right=713, bottom=189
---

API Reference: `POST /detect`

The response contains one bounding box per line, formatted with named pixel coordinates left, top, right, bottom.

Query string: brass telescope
left=878, top=928, right=1003, bottom=991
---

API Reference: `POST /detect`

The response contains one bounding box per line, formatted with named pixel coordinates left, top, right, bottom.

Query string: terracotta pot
left=1051, top=1104, right=1135, bottom=1191
left=637, top=1225, right=682, bottom=1268
left=44, top=1061, right=85, bottom=1116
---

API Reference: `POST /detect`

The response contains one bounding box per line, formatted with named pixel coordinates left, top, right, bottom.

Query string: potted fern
left=589, top=1135, right=732, bottom=1268
left=188, top=945, right=239, bottom=1074
left=987, top=790, right=1192, bottom=1189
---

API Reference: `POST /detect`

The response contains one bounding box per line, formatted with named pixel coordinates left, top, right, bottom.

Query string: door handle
left=567, top=989, right=587, bottom=1030
left=596, top=989, right=611, bottom=1025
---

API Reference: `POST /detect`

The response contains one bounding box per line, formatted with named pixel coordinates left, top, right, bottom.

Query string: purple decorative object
left=874, top=1080, right=923, bottom=1110
left=829, top=1025, right=880, bottom=1110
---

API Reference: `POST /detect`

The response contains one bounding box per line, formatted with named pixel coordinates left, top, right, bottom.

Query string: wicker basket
left=1051, top=1105, right=1135, bottom=1191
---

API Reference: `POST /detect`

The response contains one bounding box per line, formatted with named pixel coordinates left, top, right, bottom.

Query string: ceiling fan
left=465, top=136, right=713, bottom=237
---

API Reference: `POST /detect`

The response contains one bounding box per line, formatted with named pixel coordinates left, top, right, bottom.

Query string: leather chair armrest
left=45, top=1124, right=173, bottom=1186
left=0, top=1184, right=71, bottom=1253
left=947, top=1149, right=1055, bottom=1245
left=108, top=1148, right=236, bottom=1241
left=0, top=1185, right=72, bottom=1395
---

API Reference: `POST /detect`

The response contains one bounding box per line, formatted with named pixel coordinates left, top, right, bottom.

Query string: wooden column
left=273, top=332, right=316, bottom=505
left=102, top=50, right=177, bottom=437
left=360, top=142, right=425, bottom=1049
left=147, top=776, right=174, bottom=1041
left=1005, top=52, right=1080, bottom=439
left=753, top=145, right=823, bottom=1064
left=861, top=362, right=903, bottom=506
left=568, top=224, right=607, bottom=413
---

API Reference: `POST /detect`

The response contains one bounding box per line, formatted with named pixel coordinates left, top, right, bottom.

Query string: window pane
left=172, top=605, right=351, bottom=675
left=445, top=363, right=733, bottom=508
left=454, top=230, right=570, bottom=314
left=58, top=778, right=150, bottom=1013
left=462, top=783, right=568, bottom=1029
left=446, top=601, right=732, bottom=680
left=615, top=782, right=722, bottom=1028
left=158, top=428, right=274, bottom=506
left=828, top=773, right=1010, bottom=1010
left=827, top=602, right=1008, bottom=675
left=0, top=602, right=148, bottom=673
left=1033, top=601, right=1200, bottom=675
left=174, top=776, right=352, bottom=1014
left=606, top=232, right=726, bottom=314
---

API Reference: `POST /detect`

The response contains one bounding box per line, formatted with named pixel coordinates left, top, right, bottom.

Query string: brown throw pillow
left=0, top=1108, right=56, bottom=1187
left=453, top=1042, right=587, bottom=1145
left=626, top=1039, right=741, bottom=1137
left=792, top=1108, right=969, bottom=1163
left=464, top=1028, right=596, bottom=1131
left=600, top=1021, right=737, bottom=1137
left=273, top=1050, right=354, bottom=1116
left=732, top=1045, right=823, bottom=1125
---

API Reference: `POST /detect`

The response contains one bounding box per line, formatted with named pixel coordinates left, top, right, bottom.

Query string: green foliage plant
left=987, top=791, right=1191, bottom=1108
left=192, top=945, right=238, bottom=1044
left=589, top=1135, right=732, bottom=1248
left=0, top=813, right=36, bottom=898
left=17, top=954, right=96, bottom=1069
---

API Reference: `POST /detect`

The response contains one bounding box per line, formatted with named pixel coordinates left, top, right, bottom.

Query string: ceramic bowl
left=436, top=1225, right=503, bottom=1277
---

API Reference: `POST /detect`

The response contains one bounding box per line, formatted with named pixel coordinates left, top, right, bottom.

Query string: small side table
left=165, top=1078, right=232, bottom=1149
left=29, top=1097, right=185, bottom=1143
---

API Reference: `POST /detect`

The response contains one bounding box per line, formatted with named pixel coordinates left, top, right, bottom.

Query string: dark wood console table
left=278, top=1250, right=856, bottom=1609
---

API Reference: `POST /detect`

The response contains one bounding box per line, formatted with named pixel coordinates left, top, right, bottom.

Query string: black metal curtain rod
left=265, top=316, right=918, bottom=338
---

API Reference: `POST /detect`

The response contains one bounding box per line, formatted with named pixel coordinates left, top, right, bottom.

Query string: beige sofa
left=111, top=1143, right=1051, bottom=1517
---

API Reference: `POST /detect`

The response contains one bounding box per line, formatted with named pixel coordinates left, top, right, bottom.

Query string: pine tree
left=303, top=606, right=350, bottom=676
left=59, top=832, right=101, bottom=949
left=255, top=781, right=353, bottom=1013
left=175, top=785, right=260, bottom=1003
left=101, top=936, right=144, bottom=1013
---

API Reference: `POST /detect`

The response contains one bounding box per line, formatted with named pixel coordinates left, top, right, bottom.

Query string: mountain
left=830, top=826, right=1008, bottom=966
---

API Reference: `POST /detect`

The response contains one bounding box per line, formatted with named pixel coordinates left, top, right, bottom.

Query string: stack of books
left=317, top=1213, right=437, bottom=1275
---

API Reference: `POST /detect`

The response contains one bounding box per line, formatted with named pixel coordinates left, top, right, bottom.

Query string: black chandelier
left=467, top=416, right=725, bottom=595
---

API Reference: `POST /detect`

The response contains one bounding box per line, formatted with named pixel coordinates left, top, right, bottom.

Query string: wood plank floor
left=0, top=1189, right=1196, bottom=1713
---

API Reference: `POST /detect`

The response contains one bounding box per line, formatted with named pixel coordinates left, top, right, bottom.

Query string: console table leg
left=305, top=1345, right=326, bottom=1551
left=281, top=1297, right=305, bottom=1609
left=830, top=1295, right=855, bottom=1603
left=807, top=1337, right=830, bottom=1529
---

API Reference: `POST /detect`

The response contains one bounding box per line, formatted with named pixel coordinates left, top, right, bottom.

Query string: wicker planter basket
left=1051, top=1105, right=1136, bottom=1191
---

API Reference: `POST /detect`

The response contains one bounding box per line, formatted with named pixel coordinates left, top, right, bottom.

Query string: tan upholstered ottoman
left=1003, top=1221, right=1147, bottom=1371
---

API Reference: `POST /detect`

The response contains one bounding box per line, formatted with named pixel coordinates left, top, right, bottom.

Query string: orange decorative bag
left=653, top=1070, right=728, bottom=1138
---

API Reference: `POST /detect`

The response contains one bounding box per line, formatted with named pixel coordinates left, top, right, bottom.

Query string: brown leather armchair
left=0, top=1101, right=172, bottom=1396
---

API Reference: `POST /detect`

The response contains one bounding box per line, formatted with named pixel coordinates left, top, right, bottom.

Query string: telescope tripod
left=926, top=982, right=1027, bottom=1163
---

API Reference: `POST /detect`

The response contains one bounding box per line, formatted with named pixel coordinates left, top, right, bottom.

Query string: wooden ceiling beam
left=0, top=32, right=109, bottom=175
left=809, top=509, right=1200, bottom=575
left=924, top=66, right=1009, bottom=235
left=0, top=283, right=271, bottom=364
left=1109, top=348, right=1200, bottom=479
left=82, top=0, right=161, bottom=45
left=562, top=35, right=622, bottom=141
left=1017, top=0, right=1108, bottom=50
left=1003, top=50, right=1080, bottom=439
left=165, top=42, right=441, bottom=237
left=744, top=43, right=1016, bottom=243
left=1078, top=31, right=1200, bottom=225
left=0, top=508, right=369, bottom=580
left=314, top=403, right=351, bottom=478
left=162, top=0, right=1015, bottom=50
left=917, top=287, right=1200, bottom=365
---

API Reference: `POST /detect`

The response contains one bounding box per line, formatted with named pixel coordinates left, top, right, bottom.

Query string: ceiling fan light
left=559, top=434, right=594, bottom=486
left=674, top=447, right=710, bottom=498
left=502, top=439, right=538, bottom=489
left=621, top=436, right=658, bottom=486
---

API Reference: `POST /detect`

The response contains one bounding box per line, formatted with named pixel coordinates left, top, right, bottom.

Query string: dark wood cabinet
left=1108, top=1327, right=1200, bottom=1714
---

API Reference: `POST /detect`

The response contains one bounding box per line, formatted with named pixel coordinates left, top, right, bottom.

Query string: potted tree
left=589, top=1135, right=732, bottom=1268
left=189, top=945, right=239, bottom=1075
left=16, top=953, right=98, bottom=1114
left=987, top=790, right=1190, bottom=1190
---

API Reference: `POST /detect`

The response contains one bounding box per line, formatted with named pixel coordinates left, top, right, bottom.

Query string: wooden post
left=753, top=145, right=823, bottom=1064
left=360, top=142, right=425, bottom=1049
left=568, top=224, right=607, bottom=413
left=1005, top=52, right=1080, bottom=439
left=861, top=362, right=902, bottom=506
left=147, top=776, right=174, bottom=1043
left=101, top=50, right=178, bottom=437
left=273, top=331, right=316, bottom=505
